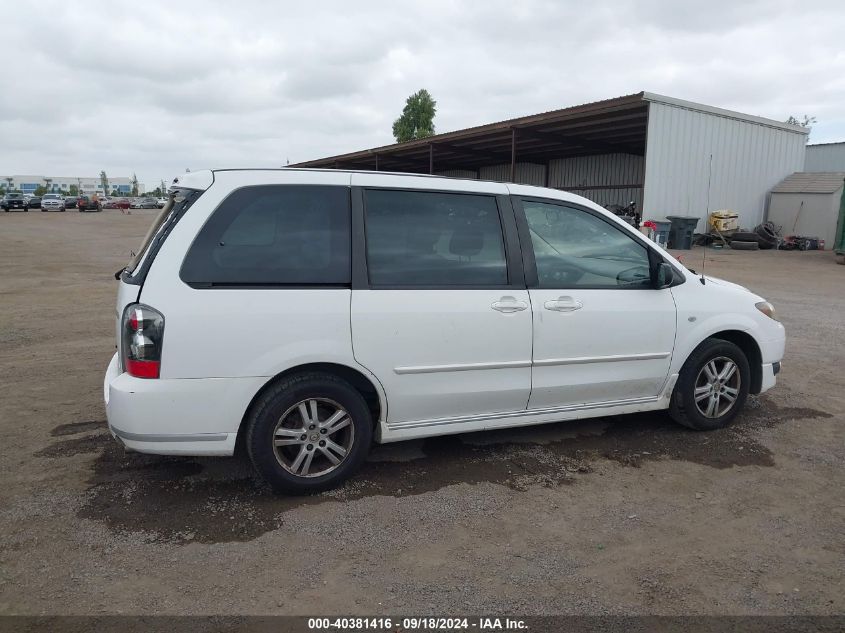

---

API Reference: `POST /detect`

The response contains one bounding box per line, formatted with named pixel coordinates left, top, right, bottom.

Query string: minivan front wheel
left=669, top=338, right=750, bottom=431
left=246, top=373, right=373, bottom=494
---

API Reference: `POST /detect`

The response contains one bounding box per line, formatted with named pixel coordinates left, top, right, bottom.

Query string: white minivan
left=105, top=169, right=785, bottom=493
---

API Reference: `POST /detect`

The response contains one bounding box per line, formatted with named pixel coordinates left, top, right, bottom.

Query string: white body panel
left=103, top=169, right=786, bottom=457
left=527, top=287, right=676, bottom=408
left=352, top=289, right=533, bottom=424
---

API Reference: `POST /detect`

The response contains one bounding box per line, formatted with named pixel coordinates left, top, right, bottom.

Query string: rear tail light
left=121, top=304, right=164, bottom=378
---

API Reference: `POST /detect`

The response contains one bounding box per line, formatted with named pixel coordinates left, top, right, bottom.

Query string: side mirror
left=654, top=262, right=674, bottom=289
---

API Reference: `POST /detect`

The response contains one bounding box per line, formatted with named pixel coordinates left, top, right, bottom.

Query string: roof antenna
left=700, top=153, right=712, bottom=285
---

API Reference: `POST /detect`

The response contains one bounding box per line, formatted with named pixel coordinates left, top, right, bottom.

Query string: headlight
left=755, top=301, right=778, bottom=321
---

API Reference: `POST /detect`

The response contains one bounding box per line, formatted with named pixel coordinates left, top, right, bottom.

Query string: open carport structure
left=293, top=92, right=808, bottom=229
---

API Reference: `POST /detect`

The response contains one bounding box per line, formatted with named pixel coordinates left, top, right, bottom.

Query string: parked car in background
left=156, top=197, right=168, bottom=208
left=77, top=195, right=102, bottom=212
left=133, top=197, right=159, bottom=209
left=105, top=169, right=786, bottom=493
left=2, top=193, right=27, bottom=211
left=25, top=196, right=42, bottom=210
left=40, top=193, right=66, bottom=211
left=64, top=197, right=78, bottom=209
left=104, top=198, right=131, bottom=210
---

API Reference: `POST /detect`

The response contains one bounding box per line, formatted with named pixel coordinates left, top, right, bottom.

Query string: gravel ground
left=0, top=209, right=843, bottom=615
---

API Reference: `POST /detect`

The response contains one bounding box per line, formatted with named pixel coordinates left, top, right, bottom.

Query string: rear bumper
left=103, top=353, right=264, bottom=456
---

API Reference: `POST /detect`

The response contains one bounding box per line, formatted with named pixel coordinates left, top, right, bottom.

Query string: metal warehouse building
left=293, top=92, right=808, bottom=230
left=805, top=142, right=845, bottom=173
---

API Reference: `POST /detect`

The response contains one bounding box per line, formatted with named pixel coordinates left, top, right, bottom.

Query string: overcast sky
left=2, top=0, right=844, bottom=188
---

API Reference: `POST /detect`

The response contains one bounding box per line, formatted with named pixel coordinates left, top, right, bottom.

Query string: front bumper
left=103, top=353, right=264, bottom=456
left=759, top=362, right=779, bottom=393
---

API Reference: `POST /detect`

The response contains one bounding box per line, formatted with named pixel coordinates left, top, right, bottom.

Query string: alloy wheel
left=694, top=356, right=741, bottom=418
left=272, top=398, right=354, bottom=478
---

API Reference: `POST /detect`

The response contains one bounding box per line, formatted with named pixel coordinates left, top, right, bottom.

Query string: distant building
left=805, top=142, right=845, bottom=172
left=0, top=175, right=145, bottom=195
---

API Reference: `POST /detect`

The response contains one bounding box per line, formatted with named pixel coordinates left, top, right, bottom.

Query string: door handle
left=544, top=296, right=583, bottom=312
left=491, top=296, right=528, bottom=313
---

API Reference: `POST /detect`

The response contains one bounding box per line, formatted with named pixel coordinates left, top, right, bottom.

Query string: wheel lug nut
left=319, top=440, right=326, bottom=447
left=300, top=434, right=307, bottom=441
left=320, top=428, right=327, bottom=434
left=307, top=444, right=313, bottom=451
left=309, top=424, right=316, bottom=430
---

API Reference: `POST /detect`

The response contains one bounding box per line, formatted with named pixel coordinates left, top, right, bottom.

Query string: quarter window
left=522, top=200, right=652, bottom=289
left=181, top=185, right=351, bottom=286
left=364, top=189, right=508, bottom=286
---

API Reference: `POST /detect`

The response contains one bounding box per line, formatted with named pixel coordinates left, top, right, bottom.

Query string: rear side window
left=364, top=189, right=508, bottom=286
left=180, top=185, right=351, bottom=287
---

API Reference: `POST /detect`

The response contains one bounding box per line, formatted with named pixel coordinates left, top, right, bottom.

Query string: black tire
left=246, top=372, right=373, bottom=494
left=730, top=240, right=759, bottom=250
left=669, top=338, right=750, bottom=431
left=730, top=231, right=760, bottom=242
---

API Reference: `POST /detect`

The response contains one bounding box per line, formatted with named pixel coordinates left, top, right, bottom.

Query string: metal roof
left=771, top=172, right=845, bottom=194
left=807, top=141, right=845, bottom=147
left=292, top=93, right=650, bottom=172
left=291, top=92, right=808, bottom=174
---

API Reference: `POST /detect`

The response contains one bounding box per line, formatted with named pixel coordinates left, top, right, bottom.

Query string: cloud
left=1, top=0, right=844, bottom=187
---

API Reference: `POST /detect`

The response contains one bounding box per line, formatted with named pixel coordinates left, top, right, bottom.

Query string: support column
left=374, top=154, right=379, bottom=171
left=429, top=144, right=434, bottom=174
left=510, top=128, right=516, bottom=182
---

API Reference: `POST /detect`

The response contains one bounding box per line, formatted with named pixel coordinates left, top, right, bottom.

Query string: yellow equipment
left=710, top=210, right=739, bottom=232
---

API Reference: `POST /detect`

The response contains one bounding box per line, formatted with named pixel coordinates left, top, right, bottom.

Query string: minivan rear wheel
left=669, top=338, right=750, bottom=431
left=245, top=372, right=373, bottom=494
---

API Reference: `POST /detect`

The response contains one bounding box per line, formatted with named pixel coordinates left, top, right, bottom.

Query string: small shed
left=767, top=172, right=845, bottom=245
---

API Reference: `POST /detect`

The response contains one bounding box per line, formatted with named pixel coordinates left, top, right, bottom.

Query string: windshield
left=43, top=194, right=61, bottom=200
left=7, top=193, right=22, bottom=199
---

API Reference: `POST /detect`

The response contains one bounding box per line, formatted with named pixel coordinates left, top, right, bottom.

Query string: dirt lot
left=0, top=209, right=843, bottom=615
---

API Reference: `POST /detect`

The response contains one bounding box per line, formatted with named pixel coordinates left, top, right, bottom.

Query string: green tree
left=100, top=170, right=109, bottom=194
left=34, top=185, right=48, bottom=196
left=69, top=184, right=78, bottom=196
left=786, top=115, right=817, bottom=127
left=392, top=89, right=436, bottom=143
left=131, top=173, right=139, bottom=197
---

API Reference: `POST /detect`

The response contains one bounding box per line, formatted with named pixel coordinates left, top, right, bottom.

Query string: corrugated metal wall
left=478, top=163, right=545, bottom=185
left=441, top=157, right=645, bottom=209
left=805, top=143, right=845, bottom=172
left=436, top=169, right=478, bottom=179
left=644, top=101, right=807, bottom=229
left=547, top=153, right=644, bottom=210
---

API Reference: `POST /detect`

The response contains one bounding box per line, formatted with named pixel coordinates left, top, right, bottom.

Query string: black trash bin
left=666, top=216, right=700, bottom=249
